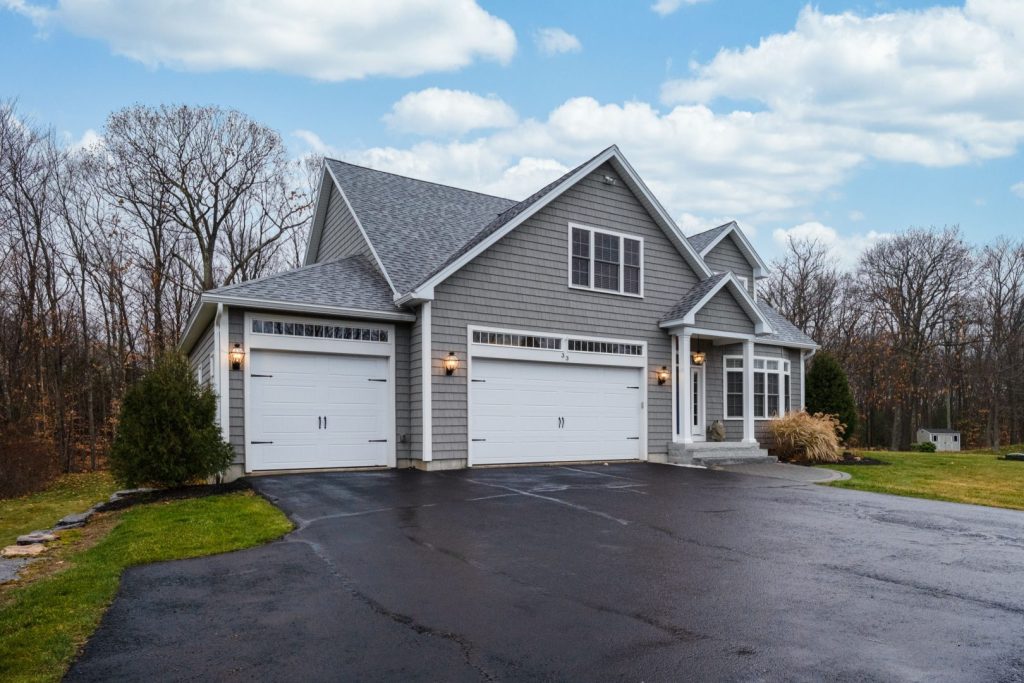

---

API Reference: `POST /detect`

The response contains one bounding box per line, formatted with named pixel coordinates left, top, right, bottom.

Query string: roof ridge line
left=325, top=158, right=519, bottom=203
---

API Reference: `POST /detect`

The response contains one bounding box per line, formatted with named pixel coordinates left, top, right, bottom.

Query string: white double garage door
left=468, top=329, right=646, bottom=466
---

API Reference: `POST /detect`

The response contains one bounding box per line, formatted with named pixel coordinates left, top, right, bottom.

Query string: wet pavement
left=67, top=463, right=1024, bottom=682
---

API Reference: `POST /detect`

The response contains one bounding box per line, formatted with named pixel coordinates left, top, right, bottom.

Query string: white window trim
left=567, top=222, right=644, bottom=298
left=723, top=355, right=791, bottom=421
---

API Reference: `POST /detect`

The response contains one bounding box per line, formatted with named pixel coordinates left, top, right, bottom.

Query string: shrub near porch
left=823, top=450, right=1024, bottom=511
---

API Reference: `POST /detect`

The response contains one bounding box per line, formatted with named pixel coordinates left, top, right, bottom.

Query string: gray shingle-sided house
left=180, top=145, right=817, bottom=480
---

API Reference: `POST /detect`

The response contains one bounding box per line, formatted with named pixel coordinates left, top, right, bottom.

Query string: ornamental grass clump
left=770, top=411, right=844, bottom=463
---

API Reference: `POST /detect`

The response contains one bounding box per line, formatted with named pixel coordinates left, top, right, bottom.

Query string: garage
left=244, top=314, right=395, bottom=472
left=468, top=328, right=646, bottom=465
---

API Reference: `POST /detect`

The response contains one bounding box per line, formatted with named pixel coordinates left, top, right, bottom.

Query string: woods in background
left=0, top=101, right=318, bottom=484
left=762, top=230, right=1024, bottom=450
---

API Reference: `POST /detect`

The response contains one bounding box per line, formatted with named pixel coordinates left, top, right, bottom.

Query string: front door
left=691, top=366, right=706, bottom=440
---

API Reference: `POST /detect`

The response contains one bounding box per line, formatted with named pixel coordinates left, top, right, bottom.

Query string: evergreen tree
left=110, top=353, right=233, bottom=487
left=805, top=351, right=859, bottom=441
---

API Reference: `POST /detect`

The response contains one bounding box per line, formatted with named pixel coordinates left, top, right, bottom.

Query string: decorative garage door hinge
left=472, top=438, right=487, bottom=442
left=367, top=378, right=387, bottom=382
left=627, top=385, right=640, bottom=389
left=471, top=379, right=486, bottom=383
left=627, top=436, right=640, bottom=440
left=250, top=440, right=274, bottom=444
left=250, top=374, right=273, bottom=378
left=368, top=439, right=388, bottom=443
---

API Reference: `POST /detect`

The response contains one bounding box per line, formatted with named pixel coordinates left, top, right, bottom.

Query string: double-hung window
left=569, top=224, right=643, bottom=296
left=725, top=358, right=744, bottom=418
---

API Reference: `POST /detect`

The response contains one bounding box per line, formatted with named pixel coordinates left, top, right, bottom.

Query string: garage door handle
left=318, top=416, right=322, bottom=429
left=368, top=439, right=388, bottom=443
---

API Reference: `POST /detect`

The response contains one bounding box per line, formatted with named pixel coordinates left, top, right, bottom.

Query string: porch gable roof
left=659, top=272, right=773, bottom=335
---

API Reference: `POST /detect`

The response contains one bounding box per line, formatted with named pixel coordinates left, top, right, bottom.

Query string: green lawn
left=0, top=472, right=118, bottom=547
left=0, top=491, right=292, bottom=683
left=823, top=450, right=1024, bottom=511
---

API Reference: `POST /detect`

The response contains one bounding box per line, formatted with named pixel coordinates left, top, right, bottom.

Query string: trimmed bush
left=110, top=353, right=233, bottom=488
left=770, top=411, right=844, bottom=463
left=913, top=441, right=937, bottom=453
left=806, top=351, right=859, bottom=440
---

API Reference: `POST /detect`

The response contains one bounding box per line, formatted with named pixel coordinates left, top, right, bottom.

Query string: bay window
left=569, top=223, right=643, bottom=296
left=725, top=355, right=791, bottom=420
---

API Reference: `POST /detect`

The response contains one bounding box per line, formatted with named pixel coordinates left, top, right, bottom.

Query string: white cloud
left=534, top=27, right=581, bottom=56
left=662, top=2, right=1024, bottom=167
left=651, top=0, right=709, bottom=17
left=67, top=128, right=101, bottom=152
left=848, top=210, right=865, bottom=222
left=1012, top=181, right=1024, bottom=198
left=293, top=130, right=334, bottom=155
left=384, top=88, right=518, bottom=136
left=7, top=0, right=516, bottom=80
left=772, top=221, right=892, bottom=270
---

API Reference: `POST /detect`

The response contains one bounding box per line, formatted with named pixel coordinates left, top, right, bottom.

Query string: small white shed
left=917, top=428, right=961, bottom=452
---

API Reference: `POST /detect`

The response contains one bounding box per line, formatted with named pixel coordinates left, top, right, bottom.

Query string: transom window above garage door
left=251, top=318, right=389, bottom=342
left=472, top=330, right=562, bottom=350
left=569, top=223, right=643, bottom=297
left=567, top=338, right=643, bottom=356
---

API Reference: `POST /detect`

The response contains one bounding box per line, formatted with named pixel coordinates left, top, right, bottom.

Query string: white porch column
left=680, top=332, right=692, bottom=443
left=743, top=339, right=756, bottom=444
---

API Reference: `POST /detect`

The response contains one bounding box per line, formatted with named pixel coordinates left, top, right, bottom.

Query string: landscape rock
left=16, top=530, right=57, bottom=545
left=2, top=543, right=46, bottom=557
left=1005, top=453, right=1024, bottom=462
left=55, top=510, right=93, bottom=529
left=0, top=558, right=29, bottom=583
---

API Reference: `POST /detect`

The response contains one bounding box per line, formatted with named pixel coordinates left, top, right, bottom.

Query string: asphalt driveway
left=67, top=464, right=1024, bottom=682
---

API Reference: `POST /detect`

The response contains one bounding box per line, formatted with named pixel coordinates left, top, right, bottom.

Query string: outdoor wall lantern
left=690, top=351, right=706, bottom=366
left=657, top=366, right=669, bottom=385
left=443, top=352, right=460, bottom=376
left=229, top=343, right=245, bottom=371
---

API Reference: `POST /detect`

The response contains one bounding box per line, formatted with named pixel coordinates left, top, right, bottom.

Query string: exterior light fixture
left=229, top=343, right=244, bottom=371
left=657, top=366, right=669, bottom=385
left=691, top=351, right=706, bottom=366
left=443, top=352, right=459, bottom=376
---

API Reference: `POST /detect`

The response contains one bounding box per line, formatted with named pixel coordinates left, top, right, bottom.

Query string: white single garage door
left=248, top=350, right=390, bottom=471
left=470, top=359, right=643, bottom=465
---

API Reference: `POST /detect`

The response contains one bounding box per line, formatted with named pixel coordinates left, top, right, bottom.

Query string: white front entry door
left=470, top=358, right=643, bottom=465
left=691, top=366, right=706, bottom=440
left=248, top=350, right=390, bottom=470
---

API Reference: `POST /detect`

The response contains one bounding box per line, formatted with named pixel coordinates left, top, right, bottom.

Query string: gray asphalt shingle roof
left=755, top=302, right=817, bottom=346
left=326, top=159, right=517, bottom=294
left=659, top=273, right=728, bottom=323
left=686, top=222, right=735, bottom=253
left=209, top=255, right=406, bottom=315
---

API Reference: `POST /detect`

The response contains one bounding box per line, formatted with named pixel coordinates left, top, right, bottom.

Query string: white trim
left=466, top=324, right=649, bottom=466
left=322, top=163, right=400, bottom=295
left=403, top=145, right=713, bottom=301
left=698, top=221, right=770, bottom=279
left=670, top=334, right=678, bottom=441
left=742, top=340, right=756, bottom=443
left=217, top=304, right=230, bottom=444
left=566, top=222, right=645, bottom=298
left=659, top=272, right=773, bottom=335
left=202, top=294, right=415, bottom=322
left=242, top=311, right=397, bottom=473
left=679, top=333, right=692, bottom=444
left=691, top=365, right=706, bottom=441
left=421, top=301, right=433, bottom=462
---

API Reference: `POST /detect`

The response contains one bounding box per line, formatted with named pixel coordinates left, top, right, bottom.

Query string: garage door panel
left=249, top=349, right=390, bottom=471
left=471, top=358, right=642, bottom=465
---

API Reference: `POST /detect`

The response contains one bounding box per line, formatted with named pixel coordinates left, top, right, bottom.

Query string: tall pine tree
left=806, top=351, right=859, bottom=441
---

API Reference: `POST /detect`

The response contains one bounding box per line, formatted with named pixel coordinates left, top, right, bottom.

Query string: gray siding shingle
left=429, top=163, right=702, bottom=461
left=229, top=308, right=245, bottom=464
left=704, top=234, right=755, bottom=298
left=693, top=288, right=755, bottom=334
left=316, top=185, right=377, bottom=265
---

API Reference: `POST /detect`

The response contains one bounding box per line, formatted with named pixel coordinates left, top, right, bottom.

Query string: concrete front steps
left=667, top=441, right=777, bottom=467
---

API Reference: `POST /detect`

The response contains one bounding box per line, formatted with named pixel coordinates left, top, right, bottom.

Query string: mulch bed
left=836, top=451, right=887, bottom=466
left=95, top=479, right=252, bottom=512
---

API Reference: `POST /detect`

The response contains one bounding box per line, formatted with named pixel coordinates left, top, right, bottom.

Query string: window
left=472, top=330, right=562, bottom=350
left=567, top=338, right=643, bottom=356
left=725, top=358, right=744, bottom=418
left=953, top=434, right=959, bottom=442
left=251, top=318, right=388, bottom=343
left=932, top=434, right=938, bottom=443
left=725, top=354, right=792, bottom=419
left=569, top=224, right=643, bottom=296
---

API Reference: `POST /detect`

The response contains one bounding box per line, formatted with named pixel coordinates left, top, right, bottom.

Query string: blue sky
left=4, top=0, right=1022, bottom=265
